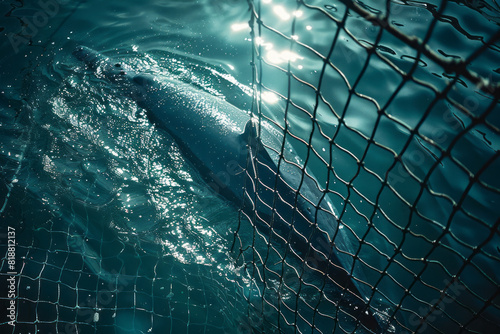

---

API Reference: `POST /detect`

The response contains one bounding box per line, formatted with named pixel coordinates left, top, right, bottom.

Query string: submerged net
left=0, top=0, right=499, bottom=334
left=232, top=0, right=500, bottom=333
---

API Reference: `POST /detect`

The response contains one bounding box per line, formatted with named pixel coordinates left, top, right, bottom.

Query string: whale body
left=73, top=46, right=380, bottom=332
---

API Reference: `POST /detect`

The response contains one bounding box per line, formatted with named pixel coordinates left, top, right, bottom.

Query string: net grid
left=1, top=0, right=499, bottom=333
left=233, top=0, right=500, bottom=333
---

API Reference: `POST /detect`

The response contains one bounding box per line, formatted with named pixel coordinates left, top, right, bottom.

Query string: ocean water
left=1, top=1, right=255, bottom=333
left=1, top=0, right=499, bottom=333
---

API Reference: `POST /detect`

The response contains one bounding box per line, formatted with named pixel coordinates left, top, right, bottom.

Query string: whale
left=73, top=45, right=380, bottom=332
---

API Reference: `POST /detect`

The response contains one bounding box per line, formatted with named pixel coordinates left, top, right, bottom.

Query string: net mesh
left=0, top=0, right=499, bottom=333
left=0, top=108, right=243, bottom=334
left=231, top=0, right=500, bottom=333
left=1, top=2, right=246, bottom=333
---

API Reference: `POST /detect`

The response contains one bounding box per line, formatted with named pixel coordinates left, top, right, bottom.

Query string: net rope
left=231, top=0, right=500, bottom=333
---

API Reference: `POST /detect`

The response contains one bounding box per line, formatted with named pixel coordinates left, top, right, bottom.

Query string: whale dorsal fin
left=241, top=119, right=258, bottom=149
left=241, top=119, right=270, bottom=156
left=240, top=119, right=274, bottom=169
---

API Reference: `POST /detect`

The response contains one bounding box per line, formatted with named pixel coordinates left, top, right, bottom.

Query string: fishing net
left=0, top=2, right=247, bottom=334
left=1, top=0, right=499, bottom=334
left=231, top=0, right=500, bottom=333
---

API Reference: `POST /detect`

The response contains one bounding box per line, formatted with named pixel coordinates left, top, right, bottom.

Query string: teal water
left=1, top=0, right=499, bottom=333
left=1, top=1, right=255, bottom=333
